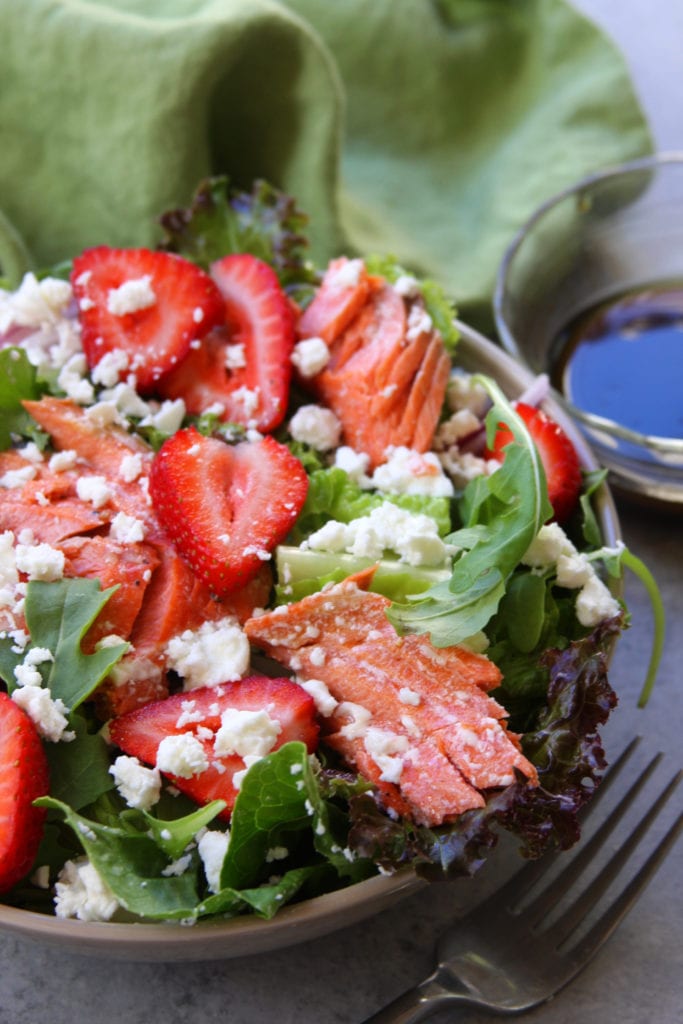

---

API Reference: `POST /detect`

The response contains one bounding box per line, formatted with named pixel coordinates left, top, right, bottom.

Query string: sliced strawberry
left=156, top=253, right=295, bottom=432
left=148, top=427, right=308, bottom=598
left=71, top=247, right=225, bottom=392
left=109, top=677, right=319, bottom=819
left=0, top=692, right=50, bottom=894
left=486, top=402, right=582, bottom=524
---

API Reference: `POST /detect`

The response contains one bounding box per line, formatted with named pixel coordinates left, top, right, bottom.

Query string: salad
left=0, top=178, right=660, bottom=926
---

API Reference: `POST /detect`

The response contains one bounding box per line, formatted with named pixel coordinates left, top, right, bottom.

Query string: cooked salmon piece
left=298, top=259, right=452, bottom=468
left=21, top=397, right=156, bottom=528
left=0, top=450, right=105, bottom=543
left=245, top=575, right=537, bottom=827
left=58, top=535, right=160, bottom=651
left=297, top=258, right=375, bottom=345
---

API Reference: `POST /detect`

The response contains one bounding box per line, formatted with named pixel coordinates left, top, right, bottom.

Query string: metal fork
left=363, top=738, right=682, bottom=1023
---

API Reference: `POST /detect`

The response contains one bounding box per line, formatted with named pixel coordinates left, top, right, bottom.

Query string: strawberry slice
left=71, top=247, right=225, bottom=393
left=109, top=677, right=319, bottom=819
left=148, top=427, right=308, bottom=597
left=487, top=402, right=582, bottom=524
left=156, top=253, right=295, bottom=432
left=0, top=692, right=50, bottom=894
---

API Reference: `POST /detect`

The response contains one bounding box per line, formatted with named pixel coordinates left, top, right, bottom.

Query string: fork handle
left=362, top=972, right=472, bottom=1023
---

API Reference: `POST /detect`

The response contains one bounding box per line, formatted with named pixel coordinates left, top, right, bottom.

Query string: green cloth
left=0, top=0, right=652, bottom=330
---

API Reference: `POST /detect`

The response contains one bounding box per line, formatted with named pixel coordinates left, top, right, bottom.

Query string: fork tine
left=567, top=809, right=683, bottom=964
left=490, top=737, right=644, bottom=914
left=544, top=770, right=682, bottom=948
left=521, top=751, right=663, bottom=923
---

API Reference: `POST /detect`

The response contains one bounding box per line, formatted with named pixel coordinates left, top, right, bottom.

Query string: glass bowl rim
left=492, top=150, right=683, bottom=457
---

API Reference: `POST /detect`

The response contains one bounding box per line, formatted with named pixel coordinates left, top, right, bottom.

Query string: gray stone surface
left=2, top=3, right=682, bottom=1022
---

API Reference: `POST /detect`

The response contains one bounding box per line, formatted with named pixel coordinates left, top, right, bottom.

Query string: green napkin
left=0, top=0, right=651, bottom=329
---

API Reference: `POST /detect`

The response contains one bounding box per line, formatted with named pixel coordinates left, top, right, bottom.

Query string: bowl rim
left=0, top=323, right=622, bottom=960
left=492, top=149, right=683, bottom=456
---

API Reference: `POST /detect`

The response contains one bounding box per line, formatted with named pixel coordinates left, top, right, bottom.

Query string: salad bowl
left=0, top=321, right=622, bottom=962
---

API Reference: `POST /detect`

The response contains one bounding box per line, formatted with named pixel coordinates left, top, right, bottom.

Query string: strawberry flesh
left=109, top=677, right=319, bottom=819
left=156, top=253, right=295, bottom=431
left=148, top=427, right=308, bottom=597
left=71, top=247, right=225, bottom=393
left=0, top=692, right=50, bottom=894
left=487, top=402, right=582, bottom=524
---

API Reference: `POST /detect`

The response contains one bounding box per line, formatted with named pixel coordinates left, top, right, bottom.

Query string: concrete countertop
left=1, top=3, right=681, bottom=1022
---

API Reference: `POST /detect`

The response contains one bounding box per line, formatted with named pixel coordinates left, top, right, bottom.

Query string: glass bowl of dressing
left=493, top=151, right=683, bottom=507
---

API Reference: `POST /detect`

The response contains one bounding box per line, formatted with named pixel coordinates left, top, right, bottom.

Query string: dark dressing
left=550, top=283, right=683, bottom=439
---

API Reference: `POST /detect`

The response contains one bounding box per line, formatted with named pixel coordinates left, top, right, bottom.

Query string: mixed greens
left=0, top=178, right=664, bottom=924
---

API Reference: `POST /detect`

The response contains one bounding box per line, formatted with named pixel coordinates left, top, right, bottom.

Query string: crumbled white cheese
left=110, top=511, right=146, bottom=544
left=0, top=464, right=37, bottom=489
left=165, top=617, right=250, bottom=689
left=522, top=523, right=576, bottom=570
left=224, top=343, right=247, bottom=370
left=14, top=541, right=65, bottom=581
left=371, top=446, right=454, bottom=498
left=305, top=501, right=453, bottom=568
left=523, top=523, right=621, bottom=627
left=109, top=755, right=161, bottom=810
left=106, top=276, right=157, bottom=316
left=333, top=446, right=373, bottom=488
left=575, top=574, right=621, bottom=627
left=231, top=386, right=261, bottom=419
left=297, top=677, right=338, bottom=717
left=363, top=727, right=410, bottom=784
left=198, top=829, right=231, bottom=893
left=328, top=258, right=364, bottom=289
left=119, top=452, right=144, bottom=483
left=48, top=449, right=78, bottom=473
left=156, top=733, right=209, bottom=778
left=288, top=404, right=341, bottom=452
left=91, top=348, right=130, bottom=387
left=446, top=372, right=491, bottom=417
left=11, top=684, right=74, bottom=742
left=76, top=474, right=112, bottom=509
left=57, top=353, right=96, bottom=405
left=291, top=337, right=330, bottom=378
left=54, top=858, right=121, bottom=922
left=337, top=701, right=373, bottom=740
left=214, top=708, right=281, bottom=760
left=139, top=398, right=186, bottom=435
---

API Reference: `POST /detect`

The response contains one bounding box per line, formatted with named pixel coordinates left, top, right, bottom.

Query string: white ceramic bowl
left=0, top=323, right=621, bottom=961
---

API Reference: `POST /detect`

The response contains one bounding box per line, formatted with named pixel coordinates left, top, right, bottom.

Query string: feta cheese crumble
left=54, top=858, right=120, bottom=922
left=305, top=501, right=454, bottom=567
left=156, top=733, right=210, bottom=778
left=165, top=618, right=250, bottom=690
left=106, top=276, right=157, bottom=316
left=109, top=755, right=161, bottom=810
left=288, top=404, right=341, bottom=452
left=371, top=446, right=454, bottom=497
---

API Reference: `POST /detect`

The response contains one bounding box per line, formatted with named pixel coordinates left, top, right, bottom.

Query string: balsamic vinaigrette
left=550, top=282, right=683, bottom=439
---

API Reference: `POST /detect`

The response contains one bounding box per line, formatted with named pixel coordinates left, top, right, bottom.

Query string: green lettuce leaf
left=288, top=466, right=452, bottom=544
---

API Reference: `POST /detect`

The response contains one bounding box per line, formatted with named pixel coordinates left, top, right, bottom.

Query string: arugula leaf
left=387, top=377, right=552, bottom=645
left=158, top=176, right=318, bottom=295
left=24, top=579, right=128, bottom=710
